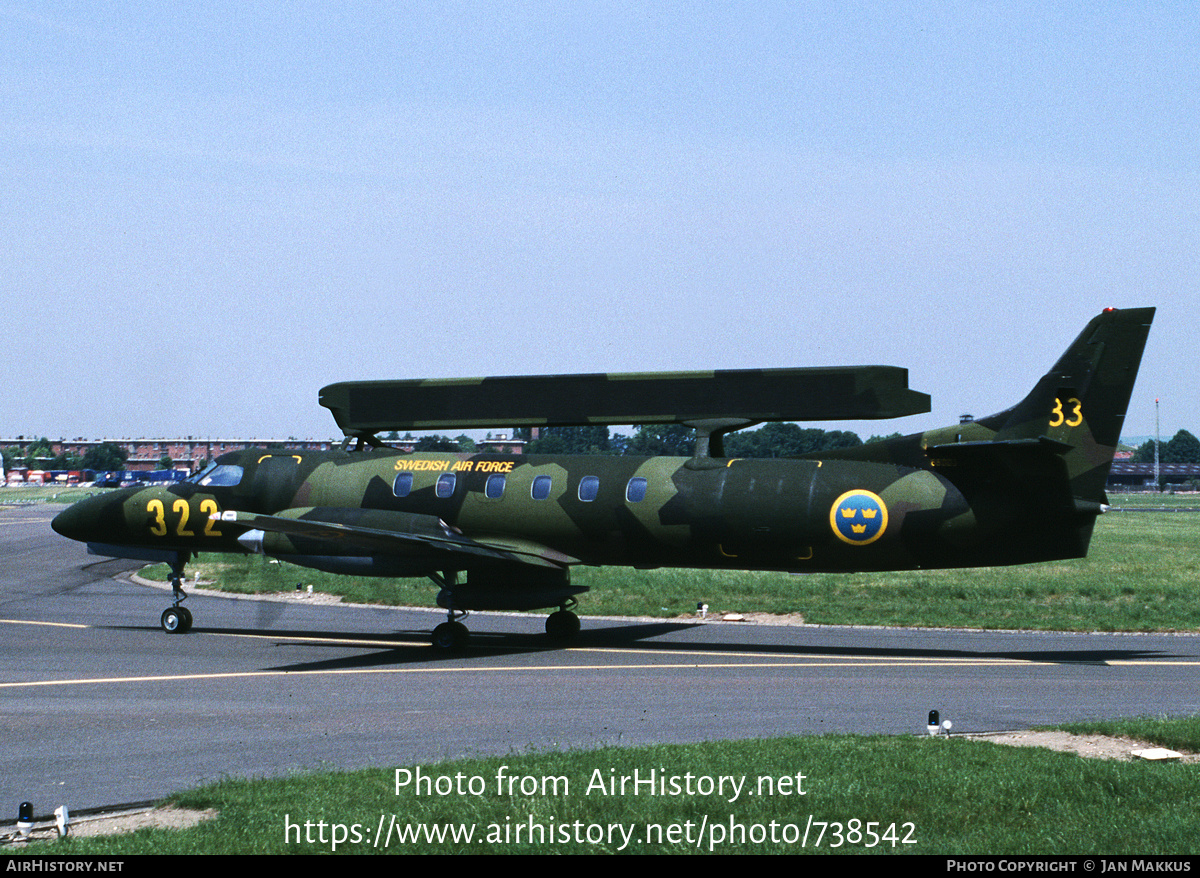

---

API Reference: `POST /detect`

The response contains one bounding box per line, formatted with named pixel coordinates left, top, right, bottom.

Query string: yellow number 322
left=146, top=498, right=223, bottom=538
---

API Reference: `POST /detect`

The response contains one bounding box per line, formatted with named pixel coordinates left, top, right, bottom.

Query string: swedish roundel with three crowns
left=830, top=489, right=889, bottom=546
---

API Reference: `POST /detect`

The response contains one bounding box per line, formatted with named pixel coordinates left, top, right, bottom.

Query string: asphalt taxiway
left=3, top=503, right=1199, bottom=812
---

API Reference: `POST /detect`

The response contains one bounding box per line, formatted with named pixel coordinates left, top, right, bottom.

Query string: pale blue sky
left=2, top=3, right=1195, bottom=442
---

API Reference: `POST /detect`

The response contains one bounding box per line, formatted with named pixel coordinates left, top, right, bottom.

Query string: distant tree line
left=516, top=424, right=868, bottom=457
left=395, top=426, right=1200, bottom=462
left=384, top=432, right=478, bottom=453
left=10, top=429, right=1199, bottom=470
left=1131, top=430, right=1200, bottom=465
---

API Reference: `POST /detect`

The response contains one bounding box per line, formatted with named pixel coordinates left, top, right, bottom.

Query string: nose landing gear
left=161, top=605, right=193, bottom=633
left=160, top=554, right=193, bottom=634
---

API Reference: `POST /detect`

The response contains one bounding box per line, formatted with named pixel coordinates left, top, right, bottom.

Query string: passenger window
left=579, top=476, right=599, bottom=502
left=436, top=473, right=457, bottom=498
left=393, top=472, right=414, bottom=498
left=626, top=476, right=647, bottom=503
left=532, top=475, right=552, bottom=500
left=485, top=474, right=506, bottom=499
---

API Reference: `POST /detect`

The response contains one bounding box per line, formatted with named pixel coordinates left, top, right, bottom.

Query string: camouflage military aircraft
left=52, top=307, right=1153, bottom=649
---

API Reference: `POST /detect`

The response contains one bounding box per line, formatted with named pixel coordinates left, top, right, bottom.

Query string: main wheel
left=431, top=621, right=469, bottom=651
left=545, top=609, right=580, bottom=643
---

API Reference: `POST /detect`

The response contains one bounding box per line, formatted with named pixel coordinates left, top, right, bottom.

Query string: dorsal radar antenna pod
left=320, top=366, right=931, bottom=456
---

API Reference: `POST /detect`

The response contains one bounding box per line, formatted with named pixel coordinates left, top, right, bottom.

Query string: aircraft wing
left=214, top=508, right=578, bottom=570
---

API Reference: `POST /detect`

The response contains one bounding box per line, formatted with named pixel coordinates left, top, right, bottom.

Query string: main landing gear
left=431, top=609, right=470, bottom=651
left=429, top=586, right=581, bottom=651
left=545, top=598, right=581, bottom=643
left=160, top=555, right=193, bottom=634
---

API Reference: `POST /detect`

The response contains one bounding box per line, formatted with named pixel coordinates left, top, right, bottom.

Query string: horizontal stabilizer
left=320, top=366, right=930, bottom=434
left=926, top=436, right=1073, bottom=460
left=925, top=437, right=1080, bottom=514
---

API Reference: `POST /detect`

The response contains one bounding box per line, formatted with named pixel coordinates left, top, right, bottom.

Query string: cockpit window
left=187, top=463, right=245, bottom=487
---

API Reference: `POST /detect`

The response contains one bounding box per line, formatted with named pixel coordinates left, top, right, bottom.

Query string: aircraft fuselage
left=53, top=445, right=1091, bottom=576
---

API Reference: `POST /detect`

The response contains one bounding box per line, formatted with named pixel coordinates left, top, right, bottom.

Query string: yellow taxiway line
left=3, top=617, right=1197, bottom=692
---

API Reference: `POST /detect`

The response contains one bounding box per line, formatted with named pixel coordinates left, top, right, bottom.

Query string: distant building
left=2, top=432, right=527, bottom=477
left=1, top=437, right=337, bottom=474
left=1107, top=461, right=1200, bottom=490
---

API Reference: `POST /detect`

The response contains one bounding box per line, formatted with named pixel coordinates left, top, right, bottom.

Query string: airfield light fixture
left=17, top=801, right=33, bottom=837
left=927, top=710, right=940, bottom=736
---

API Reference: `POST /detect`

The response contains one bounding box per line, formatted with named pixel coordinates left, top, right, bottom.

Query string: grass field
left=29, top=716, right=1200, bottom=855
left=0, top=484, right=108, bottom=504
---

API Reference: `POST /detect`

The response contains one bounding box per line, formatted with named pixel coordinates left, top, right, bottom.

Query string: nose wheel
left=160, top=555, right=193, bottom=634
left=161, top=606, right=193, bottom=633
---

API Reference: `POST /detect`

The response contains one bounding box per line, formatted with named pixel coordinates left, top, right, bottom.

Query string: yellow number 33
left=1049, top=396, right=1083, bottom=428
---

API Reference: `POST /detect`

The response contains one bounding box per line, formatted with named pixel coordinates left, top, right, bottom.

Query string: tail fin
left=811, top=307, right=1154, bottom=564
left=977, top=306, right=1155, bottom=502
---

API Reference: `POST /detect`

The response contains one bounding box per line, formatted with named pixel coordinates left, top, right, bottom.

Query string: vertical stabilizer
left=981, top=307, right=1155, bottom=502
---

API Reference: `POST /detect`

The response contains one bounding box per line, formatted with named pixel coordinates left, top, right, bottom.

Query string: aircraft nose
left=51, top=500, right=96, bottom=542
left=51, top=492, right=126, bottom=543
